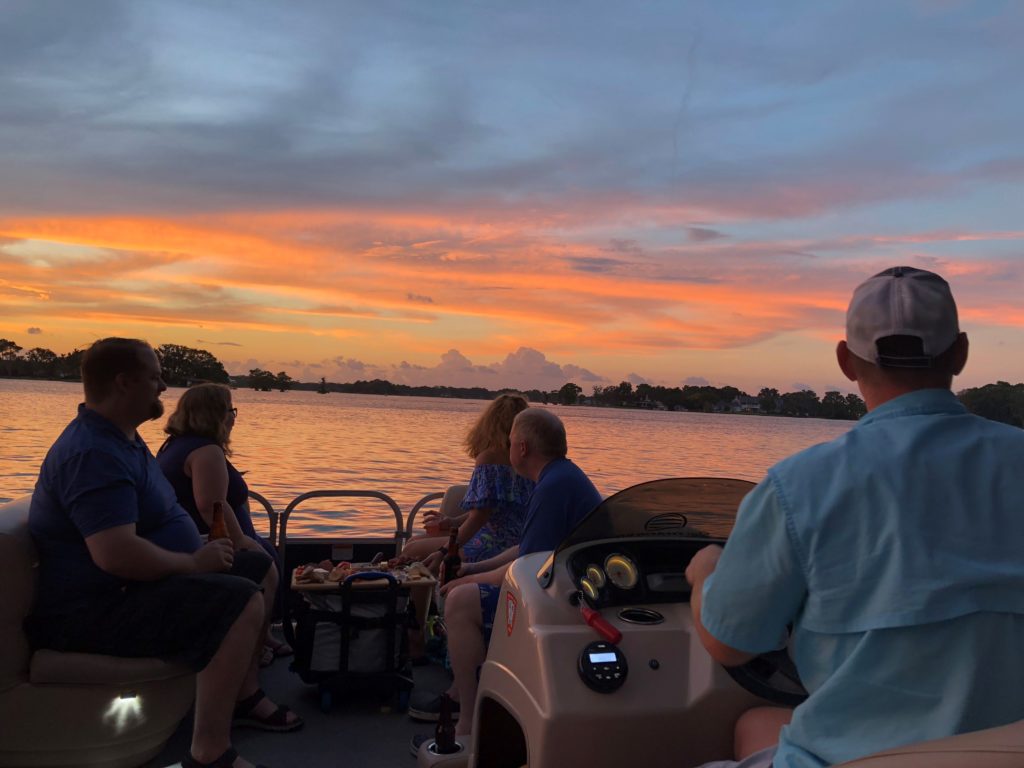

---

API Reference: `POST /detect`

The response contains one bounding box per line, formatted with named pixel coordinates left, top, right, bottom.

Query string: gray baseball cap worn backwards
left=846, top=266, right=960, bottom=368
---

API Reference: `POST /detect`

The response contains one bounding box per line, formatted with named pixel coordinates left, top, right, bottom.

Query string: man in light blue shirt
left=687, top=267, right=1024, bottom=768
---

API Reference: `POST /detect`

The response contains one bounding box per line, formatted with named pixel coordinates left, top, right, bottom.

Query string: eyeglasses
left=229, top=407, right=238, bottom=417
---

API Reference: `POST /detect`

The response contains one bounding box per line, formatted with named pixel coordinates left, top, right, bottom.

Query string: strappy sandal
left=233, top=688, right=304, bottom=732
left=182, top=746, right=269, bottom=768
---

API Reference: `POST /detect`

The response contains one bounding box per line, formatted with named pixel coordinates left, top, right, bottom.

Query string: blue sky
left=1, top=0, right=1022, bottom=393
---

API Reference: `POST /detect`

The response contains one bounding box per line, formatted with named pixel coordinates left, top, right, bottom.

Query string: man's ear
left=112, top=370, right=133, bottom=395
left=950, top=332, right=968, bottom=376
left=836, top=340, right=857, bottom=382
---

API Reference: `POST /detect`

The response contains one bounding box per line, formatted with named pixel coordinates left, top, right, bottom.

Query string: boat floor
left=148, top=650, right=451, bottom=768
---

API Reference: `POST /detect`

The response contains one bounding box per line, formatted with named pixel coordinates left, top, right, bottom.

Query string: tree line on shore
left=3, top=339, right=1022, bottom=426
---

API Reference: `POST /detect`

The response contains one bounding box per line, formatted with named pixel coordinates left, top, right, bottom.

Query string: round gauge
left=585, top=564, right=606, bottom=589
left=604, top=554, right=639, bottom=590
left=579, top=577, right=600, bottom=603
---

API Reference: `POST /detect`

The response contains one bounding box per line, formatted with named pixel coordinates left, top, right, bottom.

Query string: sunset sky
left=2, top=1, right=1023, bottom=395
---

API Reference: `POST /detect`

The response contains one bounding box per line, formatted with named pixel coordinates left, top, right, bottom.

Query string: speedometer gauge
left=604, top=554, right=638, bottom=589
left=585, top=564, right=606, bottom=588
left=580, top=577, right=600, bottom=603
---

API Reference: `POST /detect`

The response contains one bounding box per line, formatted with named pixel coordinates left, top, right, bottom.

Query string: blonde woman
left=404, top=393, right=535, bottom=569
left=158, top=383, right=302, bottom=732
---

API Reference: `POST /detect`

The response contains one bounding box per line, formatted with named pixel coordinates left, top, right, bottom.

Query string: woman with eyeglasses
left=158, top=383, right=296, bottom=670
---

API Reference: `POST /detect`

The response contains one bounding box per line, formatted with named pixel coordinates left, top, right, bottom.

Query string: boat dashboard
left=565, top=535, right=725, bottom=609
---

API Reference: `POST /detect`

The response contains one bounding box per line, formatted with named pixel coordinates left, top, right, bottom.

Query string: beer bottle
left=209, top=500, right=230, bottom=540
left=433, top=692, right=458, bottom=754
left=440, top=526, right=461, bottom=586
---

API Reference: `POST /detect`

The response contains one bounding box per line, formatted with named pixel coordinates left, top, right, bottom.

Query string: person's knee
left=238, top=591, right=265, bottom=633
left=734, top=706, right=791, bottom=760
left=444, top=585, right=482, bottom=626
left=262, top=562, right=279, bottom=597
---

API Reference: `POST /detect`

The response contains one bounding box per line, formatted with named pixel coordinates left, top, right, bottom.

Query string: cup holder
left=427, top=741, right=465, bottom=756
left=618, top=607, right=664, bottom=625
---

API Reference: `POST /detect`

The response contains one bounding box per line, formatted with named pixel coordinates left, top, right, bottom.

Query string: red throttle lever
left=577, top=592, right=622, bottom=645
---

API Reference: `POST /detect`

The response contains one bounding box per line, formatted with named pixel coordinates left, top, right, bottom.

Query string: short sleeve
left=461, top=464, right=532, bottom=511
left=58, top=449, right=140, bottom=537
left=700, top=474, right=807, bottom=654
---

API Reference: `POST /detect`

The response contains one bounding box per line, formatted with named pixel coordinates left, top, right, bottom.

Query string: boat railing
left=247, top=489, right=279, bottom=546
left=250, top=488, right=447, bottom=556
left=278, top=490, right=406, bottom=570
left=404, top=491, right=445, bottom=543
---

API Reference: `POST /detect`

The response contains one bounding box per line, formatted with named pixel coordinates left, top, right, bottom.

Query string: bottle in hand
left=209, top=500, right=230, bottom=540
left=433, top=692, right=459, bottom=754
left=440, top=526, right=461, bottom=586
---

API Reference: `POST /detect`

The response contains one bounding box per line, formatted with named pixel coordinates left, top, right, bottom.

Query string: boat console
left=461, top=478, right=771, bottom=768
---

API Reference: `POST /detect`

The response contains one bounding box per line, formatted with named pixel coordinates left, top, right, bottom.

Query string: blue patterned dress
left=459, top=463, right=535, bottom=562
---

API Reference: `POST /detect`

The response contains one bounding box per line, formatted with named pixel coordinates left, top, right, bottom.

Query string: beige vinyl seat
left=838, top=720, right=1024, bottom=767
left=439, top=484, right=468, bottom=522
left=0, top=496, right=195, bottom=768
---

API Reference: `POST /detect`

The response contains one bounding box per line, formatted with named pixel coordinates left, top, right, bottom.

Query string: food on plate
left=326, top=561, right=353, bottom=582
left=294, top=557, right=432, bottom=585
left=294, top=563, right=329, bottom=583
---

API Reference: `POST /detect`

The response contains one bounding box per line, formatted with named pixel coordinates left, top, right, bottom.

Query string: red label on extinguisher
left=505, top=591, right=518, bottom=636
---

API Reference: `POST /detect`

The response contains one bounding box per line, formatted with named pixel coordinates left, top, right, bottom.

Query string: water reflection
left=0, top=380, right=852, bottom=537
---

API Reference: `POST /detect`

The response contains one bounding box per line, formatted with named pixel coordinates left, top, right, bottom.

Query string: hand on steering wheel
left=725, top=643, right=808, bottom=707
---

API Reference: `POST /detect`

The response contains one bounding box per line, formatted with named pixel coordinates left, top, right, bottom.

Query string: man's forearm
left=474, top=545, right=520, bottom=573
left=689, top=573, right=755, bottom=667
left=88, top=533, right=196, bottom=581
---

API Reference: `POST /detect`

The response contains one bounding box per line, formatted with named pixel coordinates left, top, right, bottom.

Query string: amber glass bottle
left=434, top=692, right=458, bottom=753
left=440, top=526, right=461, bottom=586
left=209, top=500, right=229, bottom=540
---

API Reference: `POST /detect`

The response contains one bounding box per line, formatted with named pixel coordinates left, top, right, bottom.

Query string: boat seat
left=838, top=719, right=1024, bottom=767
left=439, top=484, right=468, bottom=520
left=0, top=495, right=195, bottom=768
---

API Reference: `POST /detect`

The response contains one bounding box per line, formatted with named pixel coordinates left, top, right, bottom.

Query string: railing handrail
left=279, top=490, right=406, bottom=568
left=247, top=490, right=278, bottom=547
left=405, top=491, right=445, bottom=541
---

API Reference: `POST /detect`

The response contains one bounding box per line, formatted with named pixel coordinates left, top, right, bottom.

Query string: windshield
left=557, top=477, right=755, bottom=551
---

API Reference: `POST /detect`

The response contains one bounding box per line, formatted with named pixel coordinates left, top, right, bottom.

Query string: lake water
left=0, top=379, right=853, bottom=538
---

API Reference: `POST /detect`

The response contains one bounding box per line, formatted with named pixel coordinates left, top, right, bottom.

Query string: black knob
left=649, top=659, right=660, bottom=670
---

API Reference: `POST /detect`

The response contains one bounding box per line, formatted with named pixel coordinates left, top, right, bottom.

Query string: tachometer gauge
left=579, top=577, right=600, bottom=603
left=585, top=564, right=606, bottom=589
left=604, top=554, right=638, bottom=590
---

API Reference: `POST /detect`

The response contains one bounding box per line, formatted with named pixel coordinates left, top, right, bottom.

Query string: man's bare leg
left=444, top=583, right=486, bottom=737
left=236, top=564, right=301, bottom=726
left=734, top=706, right=793, bottom=760
left=401, top=535, right=447, bottom=561
left=192, top=592, right=264, bottom=766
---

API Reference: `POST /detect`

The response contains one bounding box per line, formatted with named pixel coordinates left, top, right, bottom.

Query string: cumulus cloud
left=683, top=376, right=710, bottom=386
left=686, top=227, right=726, bottom=242
left=197, top=338, right=242, bottom=347
left=231, top=347, right=607, bottom=391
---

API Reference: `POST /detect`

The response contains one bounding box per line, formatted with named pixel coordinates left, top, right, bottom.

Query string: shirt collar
left=538, top=457, right=569, bottom=483
left=76, top=403, right=141, bottom=445
left=857, top=388, right=966, bottom=428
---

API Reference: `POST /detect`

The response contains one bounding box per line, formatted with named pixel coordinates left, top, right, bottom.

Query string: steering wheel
left=725, top=647, right=808, bottom=707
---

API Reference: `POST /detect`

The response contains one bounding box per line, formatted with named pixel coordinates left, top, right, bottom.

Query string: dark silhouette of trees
left=156, top=344, right=229, bottom=386
left=958, top=382, right=1024, bottom=427
left=248, top=369, right=276, bottom=391
left=558, top=382, right=582, bottom=405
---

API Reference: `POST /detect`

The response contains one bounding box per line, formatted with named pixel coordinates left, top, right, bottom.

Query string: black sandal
left=233, top=688, right=304, bottom=732
left=182, top=746, right=269, bottom=768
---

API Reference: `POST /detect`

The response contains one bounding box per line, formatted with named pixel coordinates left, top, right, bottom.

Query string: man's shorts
left=479, top=584, right=501, bottom=646
left=697, top=746, right=776, bottom=768
left=29, top=549, right=272, bottom=672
